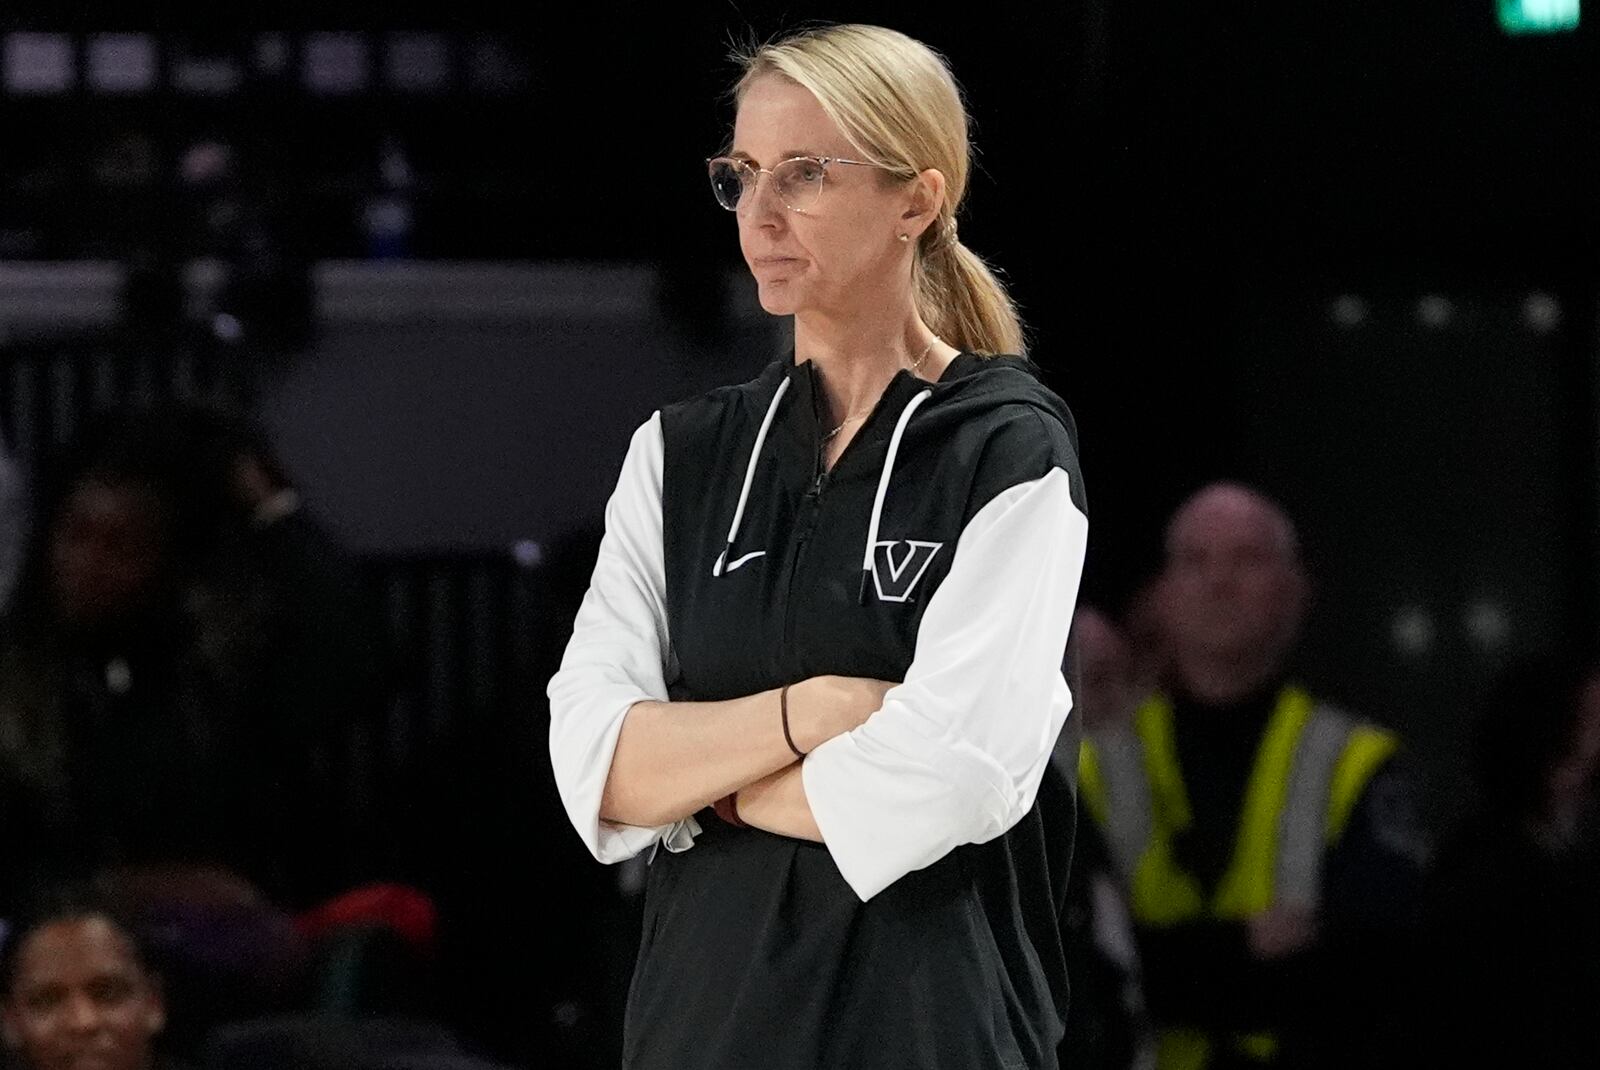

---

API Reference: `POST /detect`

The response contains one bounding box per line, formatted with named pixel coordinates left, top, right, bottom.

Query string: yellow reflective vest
left=1078, top=686, right=1399, bottom=1069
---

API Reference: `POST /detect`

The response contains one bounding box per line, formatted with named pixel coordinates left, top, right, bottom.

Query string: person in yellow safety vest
left=1078, top=483, right=1429, bottom=1070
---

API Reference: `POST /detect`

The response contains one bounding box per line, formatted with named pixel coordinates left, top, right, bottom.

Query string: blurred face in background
left=48, top=480, right=171, bottom=630
left=1, top=916, right=164, bottom=1070
left=1121, top=578, right=1170, bottom=687
left=728, top=75, right=926, bottom=321
left=1158, top=484, right=1307, bottom=674
left=1548, top=672, right=1600, bottom=813
left=1071, top=608, right=1139, bottom=730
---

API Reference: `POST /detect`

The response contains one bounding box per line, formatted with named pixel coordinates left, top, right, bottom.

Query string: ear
left=898, top=168, right=947, bottom=242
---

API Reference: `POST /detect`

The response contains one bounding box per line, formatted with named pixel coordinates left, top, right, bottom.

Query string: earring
left=898, top=233, right=909, bottom=243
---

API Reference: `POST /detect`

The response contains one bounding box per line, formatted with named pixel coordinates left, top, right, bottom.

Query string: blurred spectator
left=0, top=407, right=413, bottom=1040
left=1121, top=577, right=1170, bottom=695
left=1058, top=608, right=1155, bottom=1070
left=183, top=410, right=397, bottom=908
left=1072, top=606, right=1142, bottom=733
left=0, top=883, right=188, bottom=1070
left=1420, top=656, right=1600, bottom=1067
left=0, top=410, right=241, bottom=906
left=1079, top=483, right=1427, bottom=1069
left=0, top=411, right=314, bottom=1029
left=93, top=866, right=308, bottom=1056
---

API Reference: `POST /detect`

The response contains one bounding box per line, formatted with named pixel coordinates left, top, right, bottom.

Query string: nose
left=737, top=170, right=787, bottom=226
left=1207, top=566, right=1241, bottom=595
left=1191, top=557, right=1239, bottom=597
left=63, top=992, right=102, bottom=1033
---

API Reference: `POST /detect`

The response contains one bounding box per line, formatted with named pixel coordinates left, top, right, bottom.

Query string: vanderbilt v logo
left=870, top=540, right=943, bottom=603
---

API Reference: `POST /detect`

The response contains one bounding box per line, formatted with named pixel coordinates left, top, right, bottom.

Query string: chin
left=754, top=282, right=801, bottom=317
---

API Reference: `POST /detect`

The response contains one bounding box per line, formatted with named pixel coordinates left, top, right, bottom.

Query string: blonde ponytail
left=916, top=230, right=1025, bottom=356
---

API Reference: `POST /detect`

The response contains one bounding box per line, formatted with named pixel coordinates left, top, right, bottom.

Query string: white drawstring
left=712, top=377, right=791, bottom=576
left=715, top=375, right=932, bottom=597
left=859, top=388, right=933, bottom=603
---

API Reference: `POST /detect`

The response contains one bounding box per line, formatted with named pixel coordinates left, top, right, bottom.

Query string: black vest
left=629, top=355, right=1084, bottom=1070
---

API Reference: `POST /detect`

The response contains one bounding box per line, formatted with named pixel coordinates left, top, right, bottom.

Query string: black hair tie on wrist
left=781, top=684, right=807, bottom=759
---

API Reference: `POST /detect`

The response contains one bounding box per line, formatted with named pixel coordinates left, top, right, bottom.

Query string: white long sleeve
left=801, top=467, right=1088, bottom=900
left=547, top=413, right=695, bottom=863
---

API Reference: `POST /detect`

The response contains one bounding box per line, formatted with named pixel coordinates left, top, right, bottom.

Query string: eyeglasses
left=706, top=154, right=901, bottom=214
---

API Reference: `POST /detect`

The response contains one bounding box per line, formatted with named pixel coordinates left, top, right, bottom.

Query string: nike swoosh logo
left=724, top=551, right=766, bottom=572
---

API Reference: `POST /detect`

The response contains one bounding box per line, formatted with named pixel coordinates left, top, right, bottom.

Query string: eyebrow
left=727, top=148, right=831, bottom=164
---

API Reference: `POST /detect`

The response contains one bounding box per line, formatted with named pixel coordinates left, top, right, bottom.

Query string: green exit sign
left=1498, top=0, right=1581, bottom=32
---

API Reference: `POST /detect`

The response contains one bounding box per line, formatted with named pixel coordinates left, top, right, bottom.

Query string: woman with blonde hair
left=549, top=23, right=1088, bottom=1068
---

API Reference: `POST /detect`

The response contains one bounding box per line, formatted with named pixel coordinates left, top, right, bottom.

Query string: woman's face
left=1, top=917, right=164, bottom=1070
left=730, top=75, right=919, bottom=320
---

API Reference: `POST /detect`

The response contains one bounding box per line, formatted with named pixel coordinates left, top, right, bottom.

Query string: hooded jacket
left=549, top=352, right=1089, bottom=1069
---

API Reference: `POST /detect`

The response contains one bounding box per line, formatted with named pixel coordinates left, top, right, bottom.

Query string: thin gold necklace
left=821, top=338, right=940, bottom=443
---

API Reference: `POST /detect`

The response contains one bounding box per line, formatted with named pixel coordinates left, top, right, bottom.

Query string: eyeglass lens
left=708, top=158, right=824, bottom=212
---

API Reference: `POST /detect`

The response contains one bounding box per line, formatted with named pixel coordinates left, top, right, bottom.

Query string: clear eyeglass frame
left=705, top=154, right=901, bottom=213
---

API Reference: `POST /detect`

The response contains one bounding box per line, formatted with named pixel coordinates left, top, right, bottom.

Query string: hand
left=785, top=675, right=895, bottom=753
left=1247, top=905, right=1320, bottom=961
